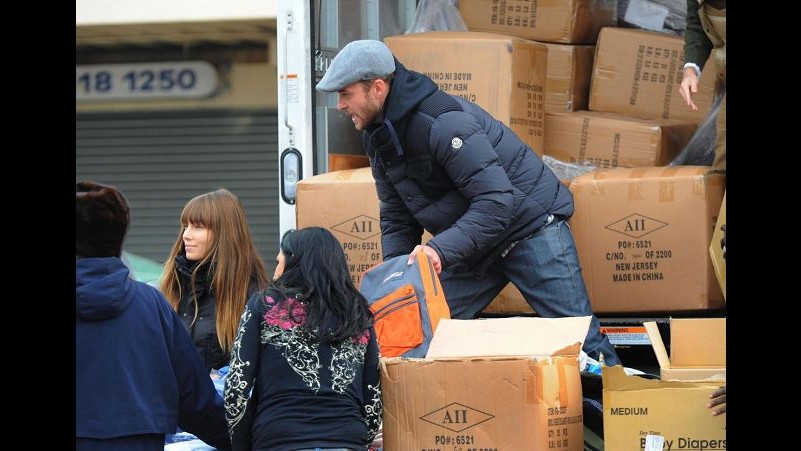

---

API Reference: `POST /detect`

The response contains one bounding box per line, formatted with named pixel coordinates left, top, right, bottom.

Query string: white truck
left=276, top=0, right=418, bottom=234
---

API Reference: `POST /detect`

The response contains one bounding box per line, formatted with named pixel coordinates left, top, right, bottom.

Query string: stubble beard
left=355, top=93, right=383, bottom=132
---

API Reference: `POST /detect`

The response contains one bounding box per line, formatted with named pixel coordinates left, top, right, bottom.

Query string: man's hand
left=707, top=386, right=726, bottom=416
left=679, top=67, right=700, bottom=111
left=408, top=244, right=442, bottom=274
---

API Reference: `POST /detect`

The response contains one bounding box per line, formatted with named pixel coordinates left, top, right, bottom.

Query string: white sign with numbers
left=76, top=61, right=218, bottom=101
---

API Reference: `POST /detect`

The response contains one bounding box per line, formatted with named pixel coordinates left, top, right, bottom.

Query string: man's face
left=336, top=80, right=383, bottom=131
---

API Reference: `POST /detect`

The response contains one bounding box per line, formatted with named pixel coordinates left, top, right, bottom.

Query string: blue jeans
left=438, top=218, right=621, bottom=366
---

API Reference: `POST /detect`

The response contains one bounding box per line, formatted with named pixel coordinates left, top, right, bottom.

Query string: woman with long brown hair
left=161, top=188, right=268, bottom=372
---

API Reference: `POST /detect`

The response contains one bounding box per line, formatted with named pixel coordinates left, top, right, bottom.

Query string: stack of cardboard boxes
left=297, top=1, right=726, bottom=448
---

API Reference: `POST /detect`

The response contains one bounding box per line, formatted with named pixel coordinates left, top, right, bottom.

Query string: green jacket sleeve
left=683, top=0, right=714, bottom=70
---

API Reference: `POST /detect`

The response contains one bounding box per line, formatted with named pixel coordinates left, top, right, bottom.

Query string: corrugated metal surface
left=76, top=109, right=280, bottom=271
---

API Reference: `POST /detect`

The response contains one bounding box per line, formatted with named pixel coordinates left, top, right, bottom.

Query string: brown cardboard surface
left=459, top=0, right=617, bottom=44
left=602, top=365, right=726, bottom=451
left=328, top=153, right=369, bottom=172
left=482, top=283, right=535, bottom=314
left=380, top=316, right=590, bottom=451
left=589, top=27, right=718, bottom=122
left=644, top=319, right=726, bottom=381
left=544, top=110, right=698, bottom=168
left=569, top=166, right=725, bottom=313
left=669, top=318, right=726, bottom=367
left=543, top=43, right=595, bottom=113
left=296, top=168, right=382, bottom=287
left=296, top=168, right=433, bottom=287
left=426, top=316, right=591, bottom=358
left=385, top=31, right=548, bottom=156
left=381, top=357, right=584, bottom=451
left=710, top=191, right=726, bottom=300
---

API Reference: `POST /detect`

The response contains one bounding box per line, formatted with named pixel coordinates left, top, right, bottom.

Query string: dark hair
left=76, top=181, right=130, bottom=258
left=271, top=227, right=373, bottom=343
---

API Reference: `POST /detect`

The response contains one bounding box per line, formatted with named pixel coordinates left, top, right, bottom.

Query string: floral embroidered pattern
left=224, top=292, right=382, bottom=447
left=260, top=296, right=321, bottom=392
left=364, top=352, right=383, bottom=443
left=330, top=337, right=366, bottom=393
left=224, top=307, right=253, bottom=436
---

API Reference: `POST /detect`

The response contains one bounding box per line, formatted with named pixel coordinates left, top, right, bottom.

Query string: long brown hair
left=160, top=189, right=268, bottom=353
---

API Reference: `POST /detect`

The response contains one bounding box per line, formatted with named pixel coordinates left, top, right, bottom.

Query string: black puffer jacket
left=175, top=255, right=259, bottom=372
left=364, top=60, right=574, bottom=273
left=175, top=256, right=226, bottom=372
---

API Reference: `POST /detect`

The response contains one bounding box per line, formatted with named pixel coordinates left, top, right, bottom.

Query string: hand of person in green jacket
left=708, top=386, right=726, bottom=416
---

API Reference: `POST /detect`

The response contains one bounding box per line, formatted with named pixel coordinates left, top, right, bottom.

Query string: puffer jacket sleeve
left=424, top=110, right=516, bottom=268
left=370, top=160, right=424, bottom=260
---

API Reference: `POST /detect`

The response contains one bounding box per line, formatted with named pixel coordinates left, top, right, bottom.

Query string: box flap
left=644, top=321, right=671, bottom=370
left=297, top=167, right=373, bottom=186
left=425, top=316, right=591, bottom=359
left=661, top=367, right=726, bottom=382
left=709, top=191, right=726, bottom=300
left=386, top=30, right=532, bottom=45
left=670, top=318, right=726, bottom=367
left=602, top=364, right=723, bottom=391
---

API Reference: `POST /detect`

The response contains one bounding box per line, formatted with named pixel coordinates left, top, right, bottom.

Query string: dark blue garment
left=362, top=60, right=620, bottom=366
left=365, top=60, right=573, bottom=274
left=438, top=219, right=621, bottom=365
left=76, top=257, right=230, bottom=450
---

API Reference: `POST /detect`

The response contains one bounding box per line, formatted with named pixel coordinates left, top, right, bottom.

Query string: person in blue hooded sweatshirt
left=76, top=180, right=230, bottom=450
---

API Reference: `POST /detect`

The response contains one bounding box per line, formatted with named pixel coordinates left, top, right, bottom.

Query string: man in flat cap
left=317, top=39, right=620, bottom=367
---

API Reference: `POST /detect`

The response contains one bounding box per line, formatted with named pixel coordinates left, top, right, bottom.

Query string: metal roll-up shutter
left=76, top=109, right=280, bottom=271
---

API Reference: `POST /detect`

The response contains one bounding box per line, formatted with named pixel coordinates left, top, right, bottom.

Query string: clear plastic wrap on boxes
left=543, top=155, right=597, bottom=183
left=406, top=0, right=467, bottom=34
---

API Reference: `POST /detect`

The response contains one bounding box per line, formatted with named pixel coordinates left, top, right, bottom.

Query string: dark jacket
left=684, top=0, right=714, bottom=70
left=175, top=255, right=260, bottom=372
left=225, top=289, right=382, bottom=451
left=365, top=60, right=574, bottom=273
left=76, top=257, right=229, bottom=450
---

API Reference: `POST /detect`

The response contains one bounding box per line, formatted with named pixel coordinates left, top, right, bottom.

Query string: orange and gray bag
left=359, top=252, right=450, bottom=358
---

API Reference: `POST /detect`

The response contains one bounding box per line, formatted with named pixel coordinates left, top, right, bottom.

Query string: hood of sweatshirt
left=76, top=257, right=137, bottom=321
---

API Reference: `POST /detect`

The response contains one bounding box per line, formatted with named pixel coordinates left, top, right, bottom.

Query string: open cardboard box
left=380, top=316, right=591, bottom=451
left=644, top=318, right=726, bottom=381
left=602, top=365, right=727, bottom=451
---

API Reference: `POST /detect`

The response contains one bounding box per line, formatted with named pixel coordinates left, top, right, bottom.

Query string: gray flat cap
left=316, top=40, right=396, bottom=92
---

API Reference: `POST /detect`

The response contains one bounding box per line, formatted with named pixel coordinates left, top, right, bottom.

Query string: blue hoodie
left=76, top=257, right=229, bottom=450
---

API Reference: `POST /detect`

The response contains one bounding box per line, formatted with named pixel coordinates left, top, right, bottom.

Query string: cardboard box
left=544, top=110, right=698, bottom=168
left=709, top=191, right=726, bottom=300
left=482, top=283, right=535, bottom=314
left=569, top=166, right=725, bottom=313
left=602, top=365, right=726, bottom=451
left=589, top=27, right=718, bottom=122
left=328, top=153, right=369, bottom=172
left=644, top=318, right=726, bottom=381
left=459, top=0, right=618, bottom=44
left=385, top=31, right=548, bottom=156
left=296, top=168, right=433, bottom=287
left=543, top=43, right=595, bottom=113
left=381, top=317, right=589, bottom=451
left=296, top=168, right=382, bottom=287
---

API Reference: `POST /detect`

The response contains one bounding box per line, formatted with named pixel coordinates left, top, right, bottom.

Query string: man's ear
left=373, top=78, right=390, bottom=98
